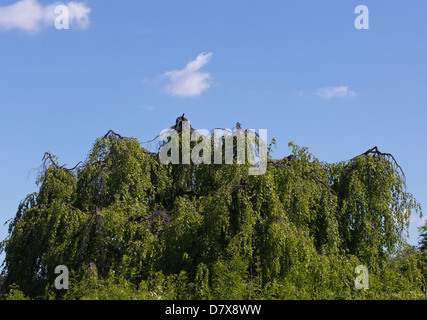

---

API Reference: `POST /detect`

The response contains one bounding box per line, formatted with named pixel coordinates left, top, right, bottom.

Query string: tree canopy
left=0, top=116, right=424, bottom=300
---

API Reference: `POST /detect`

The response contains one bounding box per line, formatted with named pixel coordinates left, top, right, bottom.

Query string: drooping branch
left=306, top=169, right=337, bottom=197
left=41, top=152, right=99, bottom=176
left=40, top=128, right=159, bottom=178
left=77, top=206, right=107, bottom=273
left=354, top=146, right=406, bottom=187
left=41, top=152, right=79, bottom=176
left=101, top=129, right=156, bottom=156
left=42, top=152, right=59, bottom=170
left=101, top=129, right=125, bottom=140
left=126, top=210, right=171, bottom=234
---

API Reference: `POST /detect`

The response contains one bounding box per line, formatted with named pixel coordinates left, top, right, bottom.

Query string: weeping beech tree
left=0, top=116, right=423, bottom=299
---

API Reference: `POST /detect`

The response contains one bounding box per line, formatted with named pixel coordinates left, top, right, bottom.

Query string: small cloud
left=163, top=52, right=213, bottom=97
left=140, top=105, right=155, bottom=111
left=315, top=86, right=358, bottom=99
left=0, top=0, right=91, bottom=33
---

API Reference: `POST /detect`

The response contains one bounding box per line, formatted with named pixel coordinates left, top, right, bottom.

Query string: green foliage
left=0, top=128, right=423, bottom=300
left=4, top=284, right=30, bottom=300
left=418, top=223, right=427, bottom=252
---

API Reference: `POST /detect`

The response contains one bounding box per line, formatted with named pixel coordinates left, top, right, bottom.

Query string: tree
left=0, top=116, right=423, bottom=299
left=418, top=222, right=427, bottom=252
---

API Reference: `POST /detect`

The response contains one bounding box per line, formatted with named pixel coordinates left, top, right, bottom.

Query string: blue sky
left=0, top=0, right=426, bottom=265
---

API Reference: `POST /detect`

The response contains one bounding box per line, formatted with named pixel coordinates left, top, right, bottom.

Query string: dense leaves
left=0, top=123, right=424, bottom=299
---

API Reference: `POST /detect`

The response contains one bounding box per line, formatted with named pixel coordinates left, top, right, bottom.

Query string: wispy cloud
left=315, top=86, right=358, bottom=99
left=140, top=105, right=155, bottom=111
left=0, top=0, right=91, bottom=33
left=163, top=52, right=213, bottom=97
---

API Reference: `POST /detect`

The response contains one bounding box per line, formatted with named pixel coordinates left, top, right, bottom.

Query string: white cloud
left=316, top=86, right=358, bottom=99
left=62, top=2, right=91, bottom=29
left=0, top=0, right=91, bottom=33
left=164, top=52, right=213, bottom=97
